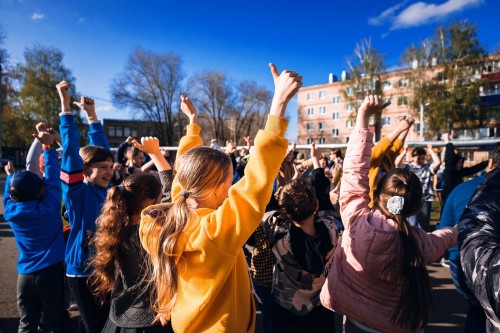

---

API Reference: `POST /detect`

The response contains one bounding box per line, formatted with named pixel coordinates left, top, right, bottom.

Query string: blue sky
left=1, top=0, right=499, bottom=141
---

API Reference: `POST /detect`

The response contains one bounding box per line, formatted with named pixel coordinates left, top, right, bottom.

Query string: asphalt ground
left=0, top=173, right=468, bottom=332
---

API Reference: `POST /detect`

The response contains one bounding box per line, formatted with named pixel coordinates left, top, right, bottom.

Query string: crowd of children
left=4, top=63, right=498, bottom=333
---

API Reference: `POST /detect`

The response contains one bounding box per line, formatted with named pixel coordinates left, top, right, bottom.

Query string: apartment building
left=297, top=55, right=500, bottom=145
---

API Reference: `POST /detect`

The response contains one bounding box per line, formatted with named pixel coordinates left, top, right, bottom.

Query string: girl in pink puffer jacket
left=320, top=96, right=457, bottom=333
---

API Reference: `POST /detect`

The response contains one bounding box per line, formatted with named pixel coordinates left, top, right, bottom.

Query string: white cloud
left=369, top=0, right=483, bottom=30
left=78, top=17, right=86, bottom=23
left=31, top=12, right=45, bottom=20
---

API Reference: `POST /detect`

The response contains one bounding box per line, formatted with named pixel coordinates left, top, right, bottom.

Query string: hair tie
left=180, top=190, right=190, bottom=198
left=117, top=184, right=125, bottom=191
left=387, top=196, right=404, bottom=215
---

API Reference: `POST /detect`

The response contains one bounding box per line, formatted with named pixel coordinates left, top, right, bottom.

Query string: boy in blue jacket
left=4, top=129, right=65, bottom=333
left=57, top=80, right=114, bottom=333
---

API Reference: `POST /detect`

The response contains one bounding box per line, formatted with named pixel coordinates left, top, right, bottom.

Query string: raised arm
left=73, top=96, right=110, bottom=150
left=57, top=81, right=84, bottom=187
left=428, top=143, right=441, bottom=173
left=310, top=142, right=320, bottom=170
left=394, top=143, right=408, bottom=168
left=341, top=96, right=389, bottom=228
left=134, top=136, right=174, bottom=202
left=207, top=63, right=302, bottom=251
left=34, top=129, right=62, bottom=204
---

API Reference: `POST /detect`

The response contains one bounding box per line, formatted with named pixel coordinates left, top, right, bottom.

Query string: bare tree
left=189, top=71, right=233, bottom=142
left=342, top=38, right=386, bottom=140
left=111, top=48, right=184, bottom=146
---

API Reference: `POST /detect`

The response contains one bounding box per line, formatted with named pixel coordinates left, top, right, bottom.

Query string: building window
left=346, top=119, right=353, bottom=128
left=123, top=127, right=131, bottom=137
left=319, top=138, right=326, bottom=144
left=346, top=86, right=354, bottom=96
left=307, top=138, right=314, bottom=144
left=319, top=122, right=326, bottom=130
left=307, top=107, right=314, bottom=116
left=346, top=136, right=350, bottom=143
left=307, top=93, right=314, bottom=101
left=332, top=96, right=340, bottom=104
left=383, top=97, right=391, bottom=108
left=332, top=112, right=339, bottom=120
left=382, top=81, right=391, bottom=90
left=307, top=123, right=314, bottom=131
left=397, top=96, right=408, bottom=108
left=319, top=91, right=327, bottom=99
left=319, top=106, right=326, bottom=115
left=108, top=126, right=116, bottom=137
left=332, top=128, right=339, bottom=137
left=345, top=103, right=354, bottom=113
left=382, top=116, right=391, bottom=126
left=399, top=78, right=409, bottom=88
left=131, top=129, right=138, bottom=137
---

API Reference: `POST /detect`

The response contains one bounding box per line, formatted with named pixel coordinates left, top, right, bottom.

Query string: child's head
left=126, top=146, right=144, bottom=168
left=177, top=147, right=233, bottom=208
left=411, top=147, right=427, bottom=166
left=9, top=171, right=44, bottom=202
left=276, top=179, right=317, bottom=223
left=80, top=146, right=115, bottom=188
left=374, top=168, right=422, bottom=218
left=90, top=172, right=162, bottom=302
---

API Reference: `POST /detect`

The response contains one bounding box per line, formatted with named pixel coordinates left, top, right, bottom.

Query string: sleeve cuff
left=186, top=124, right=201, bottom=136
left=264, top=115, right=288, bottom=137
left=88, top=119, right=101, bottom=124
left=59, top=111, right=74, bottom=116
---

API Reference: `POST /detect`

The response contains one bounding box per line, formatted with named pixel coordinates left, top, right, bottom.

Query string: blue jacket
left=4, top=150, right=65, bottom=274
left=59, top=114, right=110, bottom=276
left=438, top=175, right=484, bottom=261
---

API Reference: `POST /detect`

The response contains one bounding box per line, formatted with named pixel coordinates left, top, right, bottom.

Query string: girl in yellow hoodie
left=138, top=63, right=302, bottom=333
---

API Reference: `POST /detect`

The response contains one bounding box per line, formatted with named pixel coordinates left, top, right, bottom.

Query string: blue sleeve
left=43, top=149, right=62, bottom=204
left=3, top=174, right=12, bottom=204
left=59, top=114, right=84, bottom=189
left=439, top=195, right=455, bottom=229
left=88, top=122, right=110, bottom=151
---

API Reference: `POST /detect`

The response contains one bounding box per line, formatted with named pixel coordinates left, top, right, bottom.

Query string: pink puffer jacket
left=320, top=128, right=457, bottom=333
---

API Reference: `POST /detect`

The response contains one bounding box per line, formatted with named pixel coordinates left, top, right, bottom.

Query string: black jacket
left=458, top=167, right=500, bottom=332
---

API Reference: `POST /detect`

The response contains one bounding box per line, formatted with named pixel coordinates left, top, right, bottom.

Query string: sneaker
left=440, top=258, right=450, bottom=268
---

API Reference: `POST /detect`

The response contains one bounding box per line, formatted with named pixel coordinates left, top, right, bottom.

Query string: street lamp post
left=419, top=103, right=424, bottom=141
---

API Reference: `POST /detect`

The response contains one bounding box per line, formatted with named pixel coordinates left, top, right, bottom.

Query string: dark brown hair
left=374, top=168, right=434, bottom=331
left=89, top=172, right=161, bottom=302
left=411, top=147, right=427, bottom=157
left=276, top=178, right=316, bottom=223
left=80, top=145, right=114, bottom=166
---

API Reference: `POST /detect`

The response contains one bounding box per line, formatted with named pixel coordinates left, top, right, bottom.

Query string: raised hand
left=441, top=133, right=450, bottom=144
left=244, top=136, right=253, bottom=146
left=132, top=137, right=160, bottom=155
left=427, top=143, right=433, bottom=150
left=358, top=95, right=390, bottom=118
left=225, top=141, right=236, bottom=154
left=33, top=131, right=55, bottom=145
left=269, top=63, right=303, bottom=118
left=180, top=95, right=198, bottom=124
left=47, top=127, right=62, bottom=146
left=35, top=122, right=48, bottom=133
left=73, top=96, right=97, bottom=120
left=4, top=161, right=15, bottom=175
left=56, top=81, right=71, bottom=112
left=125, top=136, right=135, bottom=145
left=310, top=142, right=320, bottom=159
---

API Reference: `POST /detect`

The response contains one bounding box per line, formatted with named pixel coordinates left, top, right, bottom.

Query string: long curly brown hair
left=89, top=172, right=161, bottom=303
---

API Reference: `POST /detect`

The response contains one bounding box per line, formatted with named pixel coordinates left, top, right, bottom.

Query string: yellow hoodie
left=140, top=115, right=288, bottom=333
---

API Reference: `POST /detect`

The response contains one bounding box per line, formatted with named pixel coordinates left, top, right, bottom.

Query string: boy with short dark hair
left=4, top=128, right=65, bottom=333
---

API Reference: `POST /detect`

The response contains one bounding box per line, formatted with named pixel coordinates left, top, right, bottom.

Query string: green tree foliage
left=17, top=44, right=80, bottom=128
left=111, top=48, right=184, bottom=146
left=342, top=38, right=386, bottom=140
left=402, top=21, right=486, bottom=133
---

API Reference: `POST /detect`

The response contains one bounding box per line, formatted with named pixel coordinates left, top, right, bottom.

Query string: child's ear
left=83, top=166, right=91, bottom=177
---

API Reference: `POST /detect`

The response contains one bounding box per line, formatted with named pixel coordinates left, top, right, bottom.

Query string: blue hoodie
left=4, top=149, right=65, bottom=274
left=59, top=113, right=110, bottom=276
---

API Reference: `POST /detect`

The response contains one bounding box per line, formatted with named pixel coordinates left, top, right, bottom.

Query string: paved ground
left=0, top=172, right=468, bottom=332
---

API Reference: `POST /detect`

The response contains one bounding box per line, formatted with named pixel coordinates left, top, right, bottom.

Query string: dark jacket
left=458, top=167, right=500, bottom=332
left=442, top=142, right=488, bottom=205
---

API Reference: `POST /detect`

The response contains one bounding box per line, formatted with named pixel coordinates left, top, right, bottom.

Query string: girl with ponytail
left=138, top=63, right=302, bottom=333
left=90, top=139, right=174, bottom=333
left=320, top=96, right=457, bottom=332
